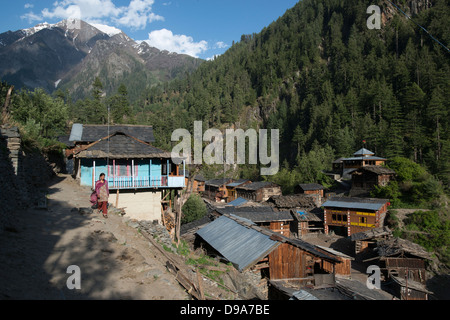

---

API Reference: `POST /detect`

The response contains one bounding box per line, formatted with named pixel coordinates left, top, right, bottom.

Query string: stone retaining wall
left=0, top=125, right=55, bottom=233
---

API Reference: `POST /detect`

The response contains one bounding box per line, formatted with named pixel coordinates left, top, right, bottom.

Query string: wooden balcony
left=108, top=175, right=185, bottom=190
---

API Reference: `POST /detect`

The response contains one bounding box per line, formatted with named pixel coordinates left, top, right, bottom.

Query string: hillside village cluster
left=60, top=123, right=433, bottom=300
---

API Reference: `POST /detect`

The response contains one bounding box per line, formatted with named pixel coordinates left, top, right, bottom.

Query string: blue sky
left=0, top=0, right=299, bottom=60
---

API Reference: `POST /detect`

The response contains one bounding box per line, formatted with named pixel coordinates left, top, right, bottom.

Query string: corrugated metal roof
left=290, top=290, right=319, bottom=300
left=323, top=197, right=389, bottom=211
left=343, top=156, right=387, bottom=161
left=353, top=148, right=375, bottom=156
left=69, top=123, right=83, bottom=141
left=322, top=200, right=384, bottom=211
left=196, top=216, right=280, bottom=271
left=227, top=197, right=248, bottom=207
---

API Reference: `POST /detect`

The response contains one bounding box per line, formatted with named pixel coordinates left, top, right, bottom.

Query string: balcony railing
left=108, top=176, right=185, bottom=190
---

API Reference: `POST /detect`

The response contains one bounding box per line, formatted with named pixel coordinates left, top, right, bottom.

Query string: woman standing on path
left=95, top=173, right=109, bottom=218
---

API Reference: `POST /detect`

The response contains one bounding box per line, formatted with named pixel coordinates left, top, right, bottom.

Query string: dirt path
left=0, top=174, right=189, bottom=300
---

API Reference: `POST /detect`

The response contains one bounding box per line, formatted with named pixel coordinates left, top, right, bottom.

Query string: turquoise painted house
left=68, top=124, right=185, bottom=190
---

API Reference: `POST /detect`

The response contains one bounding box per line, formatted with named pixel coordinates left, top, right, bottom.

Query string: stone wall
left=0, top=125, right=55, bottom=233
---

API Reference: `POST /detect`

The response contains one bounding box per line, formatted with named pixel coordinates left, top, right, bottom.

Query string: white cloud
left=114, top=0, right=164, bottom=29
left=144, top=28, right=208, bottom=58
left=21, top=0, right=163, bottom=30
left=215, top=41, right=228, bottom=49
left=24, top=3, right=34, bottom=9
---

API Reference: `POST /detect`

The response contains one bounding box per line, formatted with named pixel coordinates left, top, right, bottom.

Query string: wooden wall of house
left=322, top=256, right=351, bottom=277
left=269, top=243, right=308, bottom=281
left=270, top=221, right=290, bottom=238
left=385, top=258, right=427, bottom=283
left=325, top=207, right=385, bottom=236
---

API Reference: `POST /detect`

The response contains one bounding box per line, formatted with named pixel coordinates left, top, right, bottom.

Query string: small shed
left=350, top=227, right=392, bottom=255
left=315, top=245, right=354, bottom=278
left=295, top=183, right=324, bottom=197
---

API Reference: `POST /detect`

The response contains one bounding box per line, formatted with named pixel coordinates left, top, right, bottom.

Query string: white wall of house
left=114, top=190, right=163, bottom=222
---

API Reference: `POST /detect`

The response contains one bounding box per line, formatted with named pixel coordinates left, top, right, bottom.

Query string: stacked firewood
left=163, top=211, right=176, bottom=231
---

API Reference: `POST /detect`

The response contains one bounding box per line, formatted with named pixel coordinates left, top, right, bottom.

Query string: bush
left=181, top=194, right=207, bottom=224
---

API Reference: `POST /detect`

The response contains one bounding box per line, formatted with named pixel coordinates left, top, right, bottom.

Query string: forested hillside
left=134, top=0, right=449, bottom=190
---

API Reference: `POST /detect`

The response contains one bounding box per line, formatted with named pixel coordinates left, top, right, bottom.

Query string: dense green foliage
left=181, top=194, right=207, bottom=224
left=388, top=208, right=450, bottom=267
left=371, top=157, right=445, bottom=207
left=1, top=82, right=69, bottom=150
left=133, top=0, right=449, bottom=193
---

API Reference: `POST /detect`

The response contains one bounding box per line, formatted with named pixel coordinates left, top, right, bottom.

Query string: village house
left=235, top=181, right=282, bottom=202
left=332, top=148, right=388, bottom=180
left=203, top=178, right=233, bottom=202
left=322, top=196, right=390, bottom=237
left=350, top=227, right=392, bottom=256
left=195, top=214, right=341, bottom=288
left=350, top=166, right=396, bottom=197
left=224, top=179, right=251, bottom=203
left=65, top=124, right=185, bottom=222
left=184, top=171, right=206, bottom=193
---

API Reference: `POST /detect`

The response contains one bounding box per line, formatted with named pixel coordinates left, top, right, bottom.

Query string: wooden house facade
left=225, top=179, right=251, bottom=203
left=295, top=183, right=324, bottom=198
left=66, top=124, right=185, bottom=222
left=322, top=197, right=390, bottom=237
left=203, top=178, right=233, bottom=202
left=350, top=166, right=396, bottom=196
left=235, top=181, right=282, bottom=202
left=374, top=237, right=431, bottom=285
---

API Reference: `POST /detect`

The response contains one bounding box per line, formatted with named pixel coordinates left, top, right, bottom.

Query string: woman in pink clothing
left=95, top=173, right=109, bottom=218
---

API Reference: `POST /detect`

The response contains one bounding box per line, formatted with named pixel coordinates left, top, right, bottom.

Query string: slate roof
left=350, top=227, right=392, bottom=241
left=75, top=133, right=171, bottom=159
left=375, top=237, right=432, bottom=260
left=69, top=124, right=155, bottom=143
left=235, top=181, right=279, bottom=191
left=226, top=179, right=250, bottom=187
left=205, top=178, right=233, bottom=187
left=267, top=194, right=317, bottom=209
left=215, top=206, right=294, bottom=223
left=352, top=166, right=396, bottom=175
left=297, top=183, right=324, bottom=191
left=322, top=197, right=389, bottom=211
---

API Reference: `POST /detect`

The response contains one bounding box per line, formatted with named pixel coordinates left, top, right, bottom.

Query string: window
left=359, top=217, right=368, bottom=224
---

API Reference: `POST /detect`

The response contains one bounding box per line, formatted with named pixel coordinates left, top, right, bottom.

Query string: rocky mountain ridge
left=0, top=19, right=202, bottom=101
